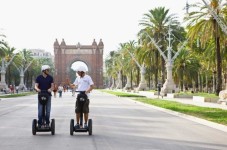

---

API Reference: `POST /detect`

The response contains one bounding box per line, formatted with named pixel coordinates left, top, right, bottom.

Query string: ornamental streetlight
left=144, top=25, right=188, bottom=95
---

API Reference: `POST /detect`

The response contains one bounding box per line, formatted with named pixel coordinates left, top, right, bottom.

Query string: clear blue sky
left=0, top=0, right=199, bottom=57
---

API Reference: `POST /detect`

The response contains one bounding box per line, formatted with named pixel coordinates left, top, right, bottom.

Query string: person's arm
left=86, top=84, right=94, bottom=94
left=86, top=76, right=94, bottom=94
left=48, top=83, right=54, bottom=93
left=34, top=83, right=41, bottom=92
left=69, top=83, right=77, bottom=89
left=69, top=78, right=78, bottom=89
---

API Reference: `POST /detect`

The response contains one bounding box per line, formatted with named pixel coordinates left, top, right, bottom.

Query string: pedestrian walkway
left=115, top=89, right=227, bottom=110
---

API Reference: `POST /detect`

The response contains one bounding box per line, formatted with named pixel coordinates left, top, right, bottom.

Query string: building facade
left=53, top=39, right=104, bottom=88
left=29, top=49, right=53, bottom=59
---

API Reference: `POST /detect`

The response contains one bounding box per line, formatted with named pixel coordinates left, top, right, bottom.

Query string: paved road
left=0, top=90, right=227, bottom=150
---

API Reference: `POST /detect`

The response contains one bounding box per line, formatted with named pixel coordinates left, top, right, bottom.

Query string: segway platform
left=32, top=119, right=55, bottom=135
left=32, top=92, right=55, bottom=135
left=70, top=91, right=92, bottom=135
left=70, top=118, right=92, bottom=135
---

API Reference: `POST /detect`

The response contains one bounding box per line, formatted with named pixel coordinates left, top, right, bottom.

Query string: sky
left=0, top=0, right=199, bottom=58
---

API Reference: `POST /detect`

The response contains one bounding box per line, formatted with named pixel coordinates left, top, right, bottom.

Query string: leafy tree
left=184, top=0, right=226, bottom=95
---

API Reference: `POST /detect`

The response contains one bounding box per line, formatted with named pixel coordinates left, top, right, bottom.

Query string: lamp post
left=125, top=48, right=147, bottom=91
left=202, top=0, right=227, bottom=35
left=0, top=55, right=16, bottom=90
left=0, top=58, right=7, bottom=89
left=145, top=25, right=188, bottom=95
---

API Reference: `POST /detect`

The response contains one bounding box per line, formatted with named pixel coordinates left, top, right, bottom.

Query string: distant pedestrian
left=72, top=86, right=76, bottom=97
left=16, top=86, right=19, bottom=94
left=58, top=84, right=63, bottom=98
left=53, top=83, right=58, bottom=98
left=10, top=85, right=14, bottom=94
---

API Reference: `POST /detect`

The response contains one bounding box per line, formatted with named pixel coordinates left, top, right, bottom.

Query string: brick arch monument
left=53, top=38, right=104, bottom=88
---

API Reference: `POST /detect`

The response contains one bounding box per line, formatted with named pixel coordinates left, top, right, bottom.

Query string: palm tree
left=138, top=7, right=183, bottom=87
left=105, top=51, right=118, bottom=89
left=124, top=41, right=143, bottom=89
left=0, top=34, right=7, bottom=58
left=12, top=49, right=34, bottom=88
left=185, top=0, right=226, bottom=95
left=173, top=48, right=201, bottom=92
left=4, top=44, right=16, bottom=85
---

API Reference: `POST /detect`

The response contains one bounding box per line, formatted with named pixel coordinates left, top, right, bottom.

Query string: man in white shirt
left=69, top=66, right=94, bottom=129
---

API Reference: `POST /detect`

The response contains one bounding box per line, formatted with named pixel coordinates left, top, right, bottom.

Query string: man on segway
left=34, top=65, right=54, bottom=128
left=69, top=65, right=94, bottom=129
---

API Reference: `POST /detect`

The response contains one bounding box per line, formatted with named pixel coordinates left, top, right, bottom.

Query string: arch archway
left=53, top=39, right=104, bottom=88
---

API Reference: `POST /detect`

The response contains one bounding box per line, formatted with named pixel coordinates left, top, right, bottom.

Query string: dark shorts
left=75, top=99, right=90, bottom=113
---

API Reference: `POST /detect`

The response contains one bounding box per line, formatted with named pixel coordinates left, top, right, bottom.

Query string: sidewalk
left=118, top=90, right=227, bottom=110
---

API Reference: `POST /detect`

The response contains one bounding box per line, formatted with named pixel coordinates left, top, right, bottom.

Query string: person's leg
left=84, top=113, right=88, bottom=124
left=83, top=99, right=89, bottom=127
left=76, top=113, right=80, bottom=124
left=74, top=100, right=81, bottom=128
left=45, top=96, right=51, bottom=125
left=38, top=101, right=43, bottom=126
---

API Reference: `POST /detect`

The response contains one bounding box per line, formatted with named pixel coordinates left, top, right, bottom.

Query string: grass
left=177, top=92, right=218, bottom=98
left=0, top=92, right=36, bottom=98
left=100, top=89, right=146, bottom=97
left=135, top=97, right=227, bottom=125
left=102, top=90, right=227, bottom=126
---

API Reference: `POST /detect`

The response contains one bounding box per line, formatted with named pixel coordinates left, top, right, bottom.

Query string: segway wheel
left=88, top=119, right=92, bottom=135
left=51, top=119, right=55, bottom=135
left=32, top=119, right=37, bottom=135
left=70, top=119, right=74, bottom=135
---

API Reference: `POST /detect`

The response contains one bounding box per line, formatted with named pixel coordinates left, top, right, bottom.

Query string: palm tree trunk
left=130, top=70, right=133, bottom=89
left=181, top=69, right=184, bottom=91
left=198, top=73, right=200, bottom=92
left=137, top=67, right=140, bottom=86
left=213, top=20, right=222, bottom=95
left=212, top=71, right=216, bottom=93
left=216, top=36, right=222, bottom=95
left=205, top=74, right=208, bottom=93
left=161, top=57, right=165, bottom=84
left=154, top=51, right=159, bottom=88
left=201, top=75, right=203, bottom=92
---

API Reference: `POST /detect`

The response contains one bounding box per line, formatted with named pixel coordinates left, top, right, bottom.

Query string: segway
left=70, top=91, right=92, bottom=135
left=32, top=91, right=55, bottom=135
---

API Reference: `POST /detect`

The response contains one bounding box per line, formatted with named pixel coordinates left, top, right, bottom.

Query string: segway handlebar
left=36, top=89, right=51, bottom=93
left=75, top=91, right=86, bottom=94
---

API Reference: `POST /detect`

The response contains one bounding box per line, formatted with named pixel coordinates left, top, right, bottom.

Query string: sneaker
left=45, top=124, right=50, bottom=128
left=84, top=123, right=88, bottom=129
left=38, top=124, right=42, bottom=128
left=74, top=124, right=80, bottom=129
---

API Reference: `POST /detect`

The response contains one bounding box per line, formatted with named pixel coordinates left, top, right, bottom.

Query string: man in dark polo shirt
left=34, top=65, right=54, bottom=128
